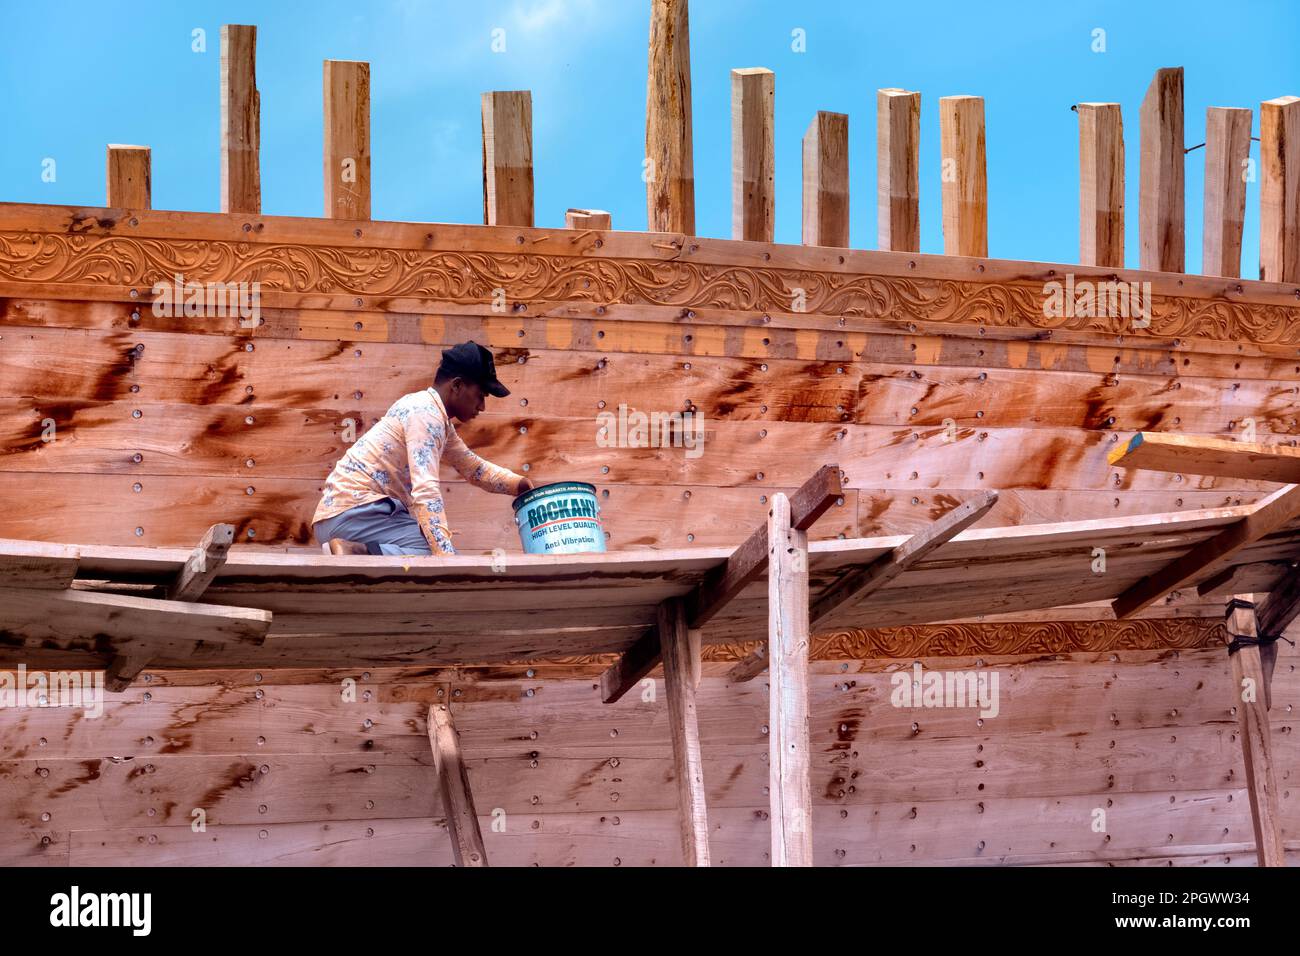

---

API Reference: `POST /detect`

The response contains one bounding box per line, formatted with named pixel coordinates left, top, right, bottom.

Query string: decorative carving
left=2, top=229, right=1297, bottom=343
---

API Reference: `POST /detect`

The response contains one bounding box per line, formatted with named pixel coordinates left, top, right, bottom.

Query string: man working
left=313, top=341, right=532, bottom=555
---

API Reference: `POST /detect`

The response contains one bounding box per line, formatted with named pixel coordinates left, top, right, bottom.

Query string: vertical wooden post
left=565, top=208, right=612, bottom=229
left=767, top=492, right=812, bottom=866
left=481, top=91, right=534, bottom=227
left=939, top=95, right=987, bottom=257
left=658, top=598, right=711, bottom=866
left=646, top=0, right=695, bottom=234
left=802, top=111, right=849, bottom=248
left=1224, top=595, right=1286, bottom=867
left=1077, top=103, right=1124, bottom=268
left=428, top=703, right=489, bottom=867
left=220, top=24, right=261, bottom=214
left=106, top=145, right=151, bottom=209
left=323, top=60, right=371, bottom=220
left=1260, top=95, right=1300, bottom=283
left=1139, top=67, right=1185, bottom=273
left=731, top=67, right=775, bottom=242
left=877, top=88, right=920, bottom=253
left=1202, top=107, right=1252, bottom=278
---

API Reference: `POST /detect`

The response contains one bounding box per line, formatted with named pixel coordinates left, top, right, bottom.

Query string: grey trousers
left=313, top=497, right=434, bottom=556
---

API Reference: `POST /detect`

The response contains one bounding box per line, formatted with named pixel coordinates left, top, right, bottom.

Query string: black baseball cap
left=439, top=341, right=510, bottom=398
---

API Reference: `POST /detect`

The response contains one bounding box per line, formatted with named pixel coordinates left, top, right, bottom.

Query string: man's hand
left=517, top=477, right=534, bottom=494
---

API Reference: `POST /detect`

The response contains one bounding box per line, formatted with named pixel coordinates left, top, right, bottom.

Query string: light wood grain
left=1260, top=95, right=1300, bottom=283
left=939, top=96, right=987, bottom=257
left=802, top=111, right=849, bottom=248
left=481, top=91, right=533, bottom=228
left=1202, top=107, right=1251, bottom=278
left=219, top=24, right=260, bottom=214
left=323, top=60, right=371, bottom=220
left=1139, top=67, right=1185, bottom=273
left=646, top=0, right=694, bottom=234
left=731, top=68, right=775, bottom=243
left=1077, top=103, right=1123, bottom=268
left=105, top=146, right=151, bottom=210
left=877, top=89, right=920, bottom=252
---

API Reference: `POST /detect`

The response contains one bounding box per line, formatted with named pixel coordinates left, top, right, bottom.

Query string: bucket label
left=525, top=496, right=599, bottom=530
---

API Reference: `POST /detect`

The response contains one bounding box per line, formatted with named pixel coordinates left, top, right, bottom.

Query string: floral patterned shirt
left=312, top=388, right=524, bottom=554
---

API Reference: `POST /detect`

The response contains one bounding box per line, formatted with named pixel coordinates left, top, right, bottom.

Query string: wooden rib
left=167, top=523, right=235, bottom=601
left=731, top=68, right=775, bottom=242
left=646, top=0, right=694, bottom=234
left=1223, top=594, right=1286, bottom=866
left=220, top=24, right=260, bottom=214
left=768, top=492, right=812, bottom=866
left=481, top=91, right=534, bottom=227
left=802, top=111, right=849, bottom=248
left=1112, top=482, right=1300, bottom=619
left=428, top=703, right=489, bottom=867
left=105, top=650, right=152, bottom=693
left=1260, top=95, right=1300, bottom=283
left=727, top=644, right=767, bottom=683
left=658, top=598, right=710, bottom=865
left=106, top=145, right=151, bottom=210
left=877, top=89, right=920, bottom=252
left=1109, top=432, right=1300, bottom=484
left=1138, top=67, right=1185, bottom=273
left=939, top=95, right=987, bottom=257
left=1202, top=107, right=1251, bottom=278
left=323, top=60, right=371, bottom=220
left=564, top=208, right=611, bottom=229
left=1077, top=103, right=1124, bottom=268
left=0, top=539, right=80, bottom=589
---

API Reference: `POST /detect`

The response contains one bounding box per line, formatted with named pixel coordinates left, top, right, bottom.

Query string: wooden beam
left=105, top=650, right=151, bottom=693
left=564, top=208, right=611, bottom=229
left=481, top=91, right=534, bottom=228
left=658, top=598, right=710, bottom=865
left=731, top=67, right=775, bottom=242
left=1260, top=95, right=1300, bottom=283
left=939, top=95, right=987, bottom=257
left=323, top=60, right=371, bottom=220
left=1112, top=482, right=1300, bottom=619
left=768, top=492, right=812, bottom=866
left=646, top=0, right=695, bottom=234
left=1258, top=564, right=1300, bottom=637
left=1202, top=107, right=1252, bottom=278
left=106, top=145, right=151, bottom=209
left=1109, top=432, right=1300, bottom=484
left=1139, top=67, right=1185, bottom=273
left=167, top=523, right=235, bottom=602
left=428, top=703, right=489, bottom=866
left=802, top=111, right=849, bottom=248
left=1077, top=103, right=1124, bottom=268
left=1223, top=595, right=1286, bottom=866
left=220, top=24, right=261, bottom=214
left=877, top=89, right=920, bottom=252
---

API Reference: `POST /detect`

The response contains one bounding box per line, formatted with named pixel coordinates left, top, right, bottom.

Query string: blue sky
left=1, top=0, right=1296, bottom=273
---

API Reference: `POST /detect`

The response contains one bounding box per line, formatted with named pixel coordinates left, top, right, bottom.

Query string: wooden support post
left=802, top=111, right=848, bottom=248
left=1224, top=595, right=1286, bottom=867
left=323, top=60, right=371, bottom=220
left=1202, top=107, right=1252, bottom=278
left=657, top=598, right=710, bottom=866
left=731, top=67, right=775, bottom=242
left=939, top=95, right=987, bottom=257
left=646, top=0, right=695, bottom=234
left=1139, top=67, right=1184, bottom=273
left=877, top=88, right=920, bottom=252
left=768, top=492, right=812, bottom=866
left=168, top=523, right=235, bottom=601
left=428, top=703, right=489, bottom=867
left=106, top=145, right=151, bottom=209
left=1260, top=95, right=1300, bottom=283
left=104, top=651, right=151, bottom=694
left=565, top=208, right=612, bottom=229
left=1077, top=103, right=1124, bottom=268
left=220, top=24, right=261, bottom=214
left=481, top=91, right=534, bottom=228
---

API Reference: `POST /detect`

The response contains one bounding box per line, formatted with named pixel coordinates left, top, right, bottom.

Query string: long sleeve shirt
left=312, top=387, right=525, bottom=554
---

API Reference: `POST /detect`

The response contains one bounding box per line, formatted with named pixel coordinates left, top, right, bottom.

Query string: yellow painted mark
left=1005, top=341, right=1029, bottom=369
left=795, top=329, right=821, bottom=360
left=545, top=317, right=572, bottom=350
left=419, top=314, right=445, bottom=344
left=908, top=336, right=942, bottom=365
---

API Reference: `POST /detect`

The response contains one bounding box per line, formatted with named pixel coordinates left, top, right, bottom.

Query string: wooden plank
left=645, top=0, right=694, bottom=234
left=1112, top=483, right=1300, bottom=618
left=1223, top=594, right=1286, bottom=866
left=428, top=703, right=489, bottom=867
left=105, top=145, right=151, bottom=210
left=1202, top=107, right=1252, bottom=278
left=939, top=95, right=987, bottom=257
left=1260, top=95, right=1300, bottom=284
left=564, top=208, right=611, bottom=229
left=657, top=598, right=710, bottom=865
left=1077, top=103, right=1124, bottom=268
left=877, top=89, right=920, bottom=252
left=802, top=111, right=849, bottom=248
left=1110, top=432, right=1300, bottom=484
left=104, top=650, right=151, bottom=693
left=219, top=24, right=260, bottom=214
left=481, top=91, right=533, bottom=228
left=1139, top=67, right=1185, bottom=273
left=323, top=60, right=371, bottom=220
left=731, top=68, right=775, bottom=243
left=768, top=492, right=812, bottom=866
left=167, top=523, right=235, bottom=601
left=0, top=538, right=79, bottom=589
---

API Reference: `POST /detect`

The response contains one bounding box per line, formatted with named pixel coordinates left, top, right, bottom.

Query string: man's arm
left=443, top=428, right=527, bottom=496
